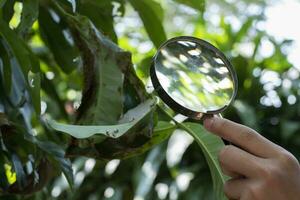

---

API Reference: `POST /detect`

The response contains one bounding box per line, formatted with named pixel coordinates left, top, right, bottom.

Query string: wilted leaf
left=61, top=14, right=125, bottom=125
left=40, top=4, right=159, bottom=160
left=48, top=98, right=157, bottom=139
left=66, top=120, right=175, bottom=160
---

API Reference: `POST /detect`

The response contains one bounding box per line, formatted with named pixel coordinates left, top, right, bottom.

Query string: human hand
left=204, top=117, right=300, bottom=200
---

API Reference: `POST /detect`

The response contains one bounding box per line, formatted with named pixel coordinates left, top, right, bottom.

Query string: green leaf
left=111, top=120, right=175, bottom=159
left=78, top=0, right=118, bottom=43
left=27, top=69, right=41, bottom=115
left=38, top=6, right=79, bottom=74
left=48, top=98, right=157, bottom=139
left=0, top=0, right=6, bottom=8
left=49, top=3, right=156, bottom=160
left=11, top=153, right=26, bottom=188
left=16, top=0, right=39, bottom=37
left=67, top=0, right=76, bottom=12
left=0, top=38, right=12, bottom=93
left=173, top=0, right=205, bottom=13
left=0, top=154, right=9, bottom=189
left=35, top=141, right=73, bottom=187
left=136, top=56, right=152, bottom=80
left=60, top=14, right=125, bottom=125
left=49, top=120, right=137, bottom=139
left=181, top=122, right=228, bottom=200
left=1, top=0, right=15, bottom=22
left=0, top=19, right=40, bottom=114
left=13, top=124, right=74, bottom=189
left=64, top=119, right=175, bottom=160
left=128, top=0, right=167, bottom=48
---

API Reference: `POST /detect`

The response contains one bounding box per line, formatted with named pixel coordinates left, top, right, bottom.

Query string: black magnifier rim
left=150, top=36, right=238, bottom=119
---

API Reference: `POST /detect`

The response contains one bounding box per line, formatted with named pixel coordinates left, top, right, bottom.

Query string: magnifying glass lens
left=151, top=37, right=237, bottom=118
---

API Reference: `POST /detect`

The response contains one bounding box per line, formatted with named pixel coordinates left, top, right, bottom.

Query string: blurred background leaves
left=0, top=0, right=300, bottom=199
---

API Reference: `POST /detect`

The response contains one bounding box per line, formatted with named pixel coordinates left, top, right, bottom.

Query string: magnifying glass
left=150, top=36, right=238, bottom=120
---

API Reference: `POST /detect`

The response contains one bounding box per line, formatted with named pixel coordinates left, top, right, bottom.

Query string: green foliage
left=180, top=122, right=227, bottom=200
left=76, top=0, right=119, bottom=43
left=128, top=0, right=167, bottom=48
left=0, top=19, right=41, bottom=114
left=173, top=0, right=205, bottom=13
left=0, top=0, right=300, bottom=199
left=38, top=6, right=79, bottom=74
left=16, top=0, right=39, bottom=37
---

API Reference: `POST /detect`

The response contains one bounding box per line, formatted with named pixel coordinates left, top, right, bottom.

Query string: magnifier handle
left=216, top=114, right=231, bottom=145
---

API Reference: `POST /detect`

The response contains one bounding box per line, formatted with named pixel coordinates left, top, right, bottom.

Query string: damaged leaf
left=48, top=98, right=157, bottom=139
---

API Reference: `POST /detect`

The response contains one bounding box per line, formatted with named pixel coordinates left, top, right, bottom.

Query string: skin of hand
left=203, top=117, right=300, bottom=200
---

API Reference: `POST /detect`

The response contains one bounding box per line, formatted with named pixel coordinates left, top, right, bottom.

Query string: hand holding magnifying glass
left=150, top=36, right=300, bottom=200
left=204, top=117, right=300, bottom=200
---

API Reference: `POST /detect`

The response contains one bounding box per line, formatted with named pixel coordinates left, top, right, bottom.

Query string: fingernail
left=204, top=117, right=214, bottom=130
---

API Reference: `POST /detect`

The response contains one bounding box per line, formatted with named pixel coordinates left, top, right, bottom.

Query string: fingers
left=218, top=145, right=265, bottom=178
left=219, top=146, right=244, bottom=178
left=221, top=166, right=241, bottom=178
left=224, top=178, right=248, bottom=199
left=204, top=117, right=280, bottom=158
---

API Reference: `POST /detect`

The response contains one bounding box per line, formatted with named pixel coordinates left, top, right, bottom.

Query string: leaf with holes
left=48, top=98, right=157, bottom=139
